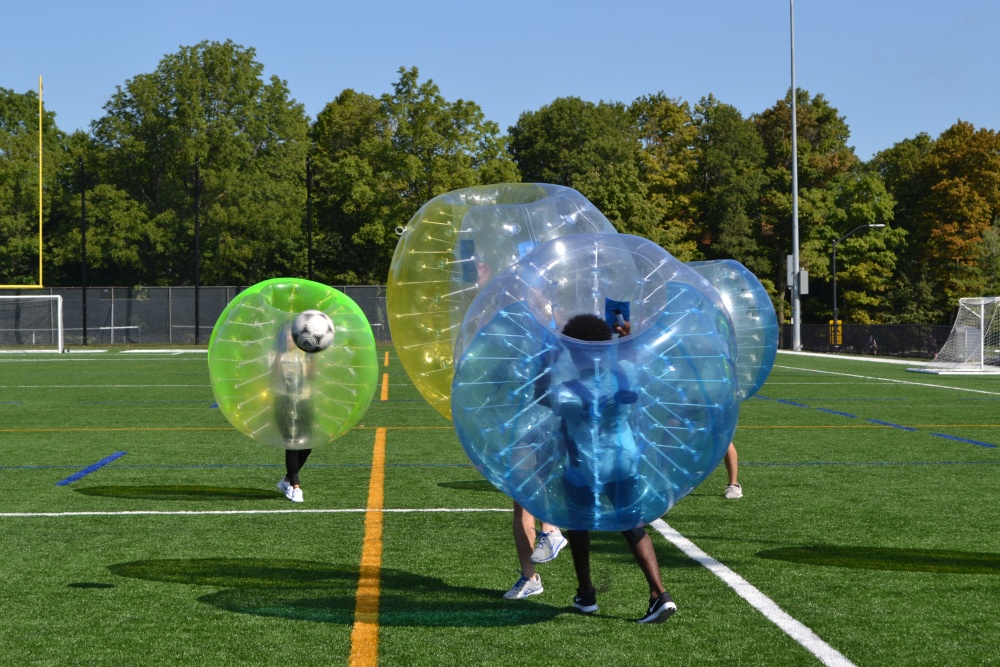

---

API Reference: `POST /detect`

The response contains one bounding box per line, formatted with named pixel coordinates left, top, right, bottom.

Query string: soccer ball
left=291, top=310, right=335, bottom=353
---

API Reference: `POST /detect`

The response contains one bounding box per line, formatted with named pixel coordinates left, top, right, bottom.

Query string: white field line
left=652, top=519, right=856, bottom=667
left=777, top=350, right=916, bottom=366
left=774, top=365, right=1000, bottom=396
left=0, top=384, right=207, bottom=388
left=0, top=508, right=513, bottom=517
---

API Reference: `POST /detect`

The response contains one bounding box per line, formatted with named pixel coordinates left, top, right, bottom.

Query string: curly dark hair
left=562, top=313, right=612, bottom=341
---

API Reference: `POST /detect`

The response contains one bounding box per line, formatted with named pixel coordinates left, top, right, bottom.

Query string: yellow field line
left=348, top=425, right=388, bottom=663
left=4, top=424, right=999, bottom=435
left=0, top=425, right=454, bottom=433
left=383, top=351, right=390, bottom=367
left=380, top=373, right=390, bottom=401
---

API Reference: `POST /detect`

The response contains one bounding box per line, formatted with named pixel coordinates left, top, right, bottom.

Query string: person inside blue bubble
left=556, top=313, right=677, bottom=624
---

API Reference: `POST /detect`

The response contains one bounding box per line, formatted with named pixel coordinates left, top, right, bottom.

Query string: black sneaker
left=637, top=592, right=677, bottom=623
left=573, top=589, right=598, bottom=614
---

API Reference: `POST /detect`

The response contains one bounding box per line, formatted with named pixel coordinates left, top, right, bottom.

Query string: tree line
left=2, top=40, right=999, bottom=326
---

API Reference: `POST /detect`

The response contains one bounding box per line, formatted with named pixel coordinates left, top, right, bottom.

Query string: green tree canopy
left=78, top=39, right=310, bottom=285
left=0, top=86, right=65, bottom=285
left=509, top=97, right=666, bottom=248
left=310, top=67, right=519, bottom=284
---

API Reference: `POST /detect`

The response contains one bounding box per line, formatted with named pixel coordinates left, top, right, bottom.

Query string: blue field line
left=772, top=399, right=810, bottom=408
left=866, top=419, right=918, bottom=432
left=756, top=394, right=996, bottom=447
left=745, top=460, right=1000, bottom=467
left=930, top=433, right=997, bottom=448
left=55, top=451, right=128, bottom=486
left=7, top=462, right=474, bottom=473
left=815, top=408, right=858, bottom=418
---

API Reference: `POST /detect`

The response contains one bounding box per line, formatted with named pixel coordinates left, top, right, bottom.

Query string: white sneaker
left=288, top=486, right=303, bottom=502
left=503, top=573, right=543, bottom=600
left=277, top=478, right=291, bottom=495
left=724, top=484, right=743, bottom=499
left=530, top=530, right=566, bottom=563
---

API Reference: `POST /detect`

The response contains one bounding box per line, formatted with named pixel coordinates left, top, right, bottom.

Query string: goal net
left=0, top=296, right=64, bottom=353
left=908, top=297, right=1000, bottom=374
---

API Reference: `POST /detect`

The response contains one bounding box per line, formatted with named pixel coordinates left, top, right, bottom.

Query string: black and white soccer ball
left=291, top=310, right=335, bottom=353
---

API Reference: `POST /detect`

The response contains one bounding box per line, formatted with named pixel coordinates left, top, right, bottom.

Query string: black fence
left=1, top=284, right=956, bottom=357
left=0, top=285, right=390, bottom=345
left=783, top=323, right=952, bottom=358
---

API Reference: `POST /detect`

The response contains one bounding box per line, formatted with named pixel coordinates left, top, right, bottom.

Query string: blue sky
left=6, top=0, right=998, bottom=160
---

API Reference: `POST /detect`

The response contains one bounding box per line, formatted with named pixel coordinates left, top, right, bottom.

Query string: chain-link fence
left=0, top=286, right=390, bottom=345
left=782, top=323, right=951, bottom=358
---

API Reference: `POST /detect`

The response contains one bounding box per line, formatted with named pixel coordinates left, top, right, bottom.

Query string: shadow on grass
left=75, top=485, right=279, bottom=501
left=437, top=480, right=502, bottom=493
left=758, top=545, right=1000, bottom=574
left=109, top=558, right=561, bottom=626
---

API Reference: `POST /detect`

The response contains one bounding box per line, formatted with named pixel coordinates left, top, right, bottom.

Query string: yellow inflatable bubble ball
left=387, top=183, right=616, bottom=419
left=208, top=278, right=378, bottom=449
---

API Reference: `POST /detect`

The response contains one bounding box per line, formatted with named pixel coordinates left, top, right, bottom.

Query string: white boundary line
left=0, top=508, right=512, bottom=517
left=774, top=364, right=1000, bottom=396
left=651, top=519, right=856, bottom=667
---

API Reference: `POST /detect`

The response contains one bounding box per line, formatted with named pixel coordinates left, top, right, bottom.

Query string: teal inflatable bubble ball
left=687, top=260, right=778, bottom=400
left=208, top=278, right=378, bottom=450
left=451, top=234, right=741, bottom=531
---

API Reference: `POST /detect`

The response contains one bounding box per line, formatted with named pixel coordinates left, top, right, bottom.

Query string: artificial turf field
left=1, top=347, right=999, bottom=666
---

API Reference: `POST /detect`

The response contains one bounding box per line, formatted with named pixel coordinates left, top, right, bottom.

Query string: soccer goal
left=0, top=295, right=64, bottom=353
left=907, top=297, right=1000, bottom=374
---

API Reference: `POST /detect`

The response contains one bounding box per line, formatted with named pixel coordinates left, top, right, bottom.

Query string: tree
left=754, top=89, right=860, bottom=323
left=0, top=86, right=66, bottom=286
left=310, top=67, right=519, bottom=284
left=509, top=97, right=664, bottom=248
left=690, top=95, right=769, bottom=275
left=630, top=93, right=700, bottom=260
left=873, top=122, right=1000, bottom=318
left=86, top=40, right=310, bottom=285
left=916, top=122, right=1000, bottom=305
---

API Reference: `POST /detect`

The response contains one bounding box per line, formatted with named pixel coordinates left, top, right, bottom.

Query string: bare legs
left=724, top=443, right=738, bottom=486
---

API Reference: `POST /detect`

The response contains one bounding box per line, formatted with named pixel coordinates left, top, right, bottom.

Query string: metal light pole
left=831, top=224, right=885, bottom=348
left=790, top=0, right=802, bottom=350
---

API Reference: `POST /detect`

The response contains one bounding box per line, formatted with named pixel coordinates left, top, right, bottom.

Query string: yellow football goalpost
left=1, top=76, right=45, bottom=290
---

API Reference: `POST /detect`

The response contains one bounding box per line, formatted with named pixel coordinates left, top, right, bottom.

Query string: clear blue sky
left=6, top=0, right=998, bottom=160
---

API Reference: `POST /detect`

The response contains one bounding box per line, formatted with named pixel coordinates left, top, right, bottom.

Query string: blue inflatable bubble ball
left=451, top=234, right=741, bottom=531
left=687, top=260, right=778, bottom=400
left=386, top=183, right=617, bottom=419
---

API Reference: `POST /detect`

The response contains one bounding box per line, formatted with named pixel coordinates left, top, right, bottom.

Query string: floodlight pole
left=790, top=0, right=802, bottom=351
left=831, top=224, right=885, bottom=349
left=306, top=155, right=313, bottom=281
left=194, top=157, right=201, bottom=345
left=79, top=158, right=88, bottom=346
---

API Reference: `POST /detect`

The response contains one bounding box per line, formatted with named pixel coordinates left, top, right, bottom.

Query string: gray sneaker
left=503, top=573, right=543, bottom=600
left=530, top=530, right=566, bottom=563
left=724, top=484, right=743, bottom=499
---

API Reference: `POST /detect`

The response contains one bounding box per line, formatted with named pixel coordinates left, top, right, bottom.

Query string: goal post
left=0, top=295, right=64, bottom=353
left=907, top=297, right=1000, bottom=374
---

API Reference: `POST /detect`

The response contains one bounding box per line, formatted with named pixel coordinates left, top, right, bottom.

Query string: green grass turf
left=1, top=349, right=999, bottom=665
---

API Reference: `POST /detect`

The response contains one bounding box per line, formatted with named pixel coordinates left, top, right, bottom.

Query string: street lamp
left=831, top=224, right=885, bottom=349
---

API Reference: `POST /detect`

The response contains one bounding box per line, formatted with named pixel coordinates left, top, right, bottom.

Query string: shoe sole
left=573, top=601, right=599, bottom=614
left=504, top=585, right=543, bottom=600
left=638, top=602, right=677, bottom=624
left=530, top=538, right=567, bottom=564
